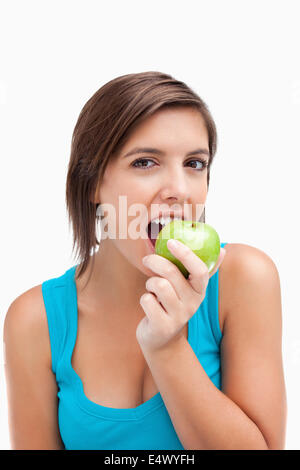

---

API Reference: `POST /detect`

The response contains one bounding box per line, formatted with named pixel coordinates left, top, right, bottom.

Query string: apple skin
left=155, top=220, right=221, bottom=278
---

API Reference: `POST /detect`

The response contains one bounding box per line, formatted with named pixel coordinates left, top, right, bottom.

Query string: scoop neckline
left=65, top=264, right=198, bottom=421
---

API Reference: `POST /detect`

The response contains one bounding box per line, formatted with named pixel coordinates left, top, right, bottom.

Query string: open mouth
left=145, top=211, right=192, bottom=248
left=146, top=216, right=185, bottom=247
left=147, top=221, right=163, bottom=248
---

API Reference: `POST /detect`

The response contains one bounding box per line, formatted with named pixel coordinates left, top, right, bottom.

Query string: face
left=95, top=106, right=210, bottom=277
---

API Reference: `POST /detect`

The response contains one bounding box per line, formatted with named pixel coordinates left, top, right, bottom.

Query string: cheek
left=114, top=237, right=150, bottom=274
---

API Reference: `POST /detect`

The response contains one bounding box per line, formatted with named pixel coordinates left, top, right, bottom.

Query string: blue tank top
left=41, top=242, right=227, bottom=450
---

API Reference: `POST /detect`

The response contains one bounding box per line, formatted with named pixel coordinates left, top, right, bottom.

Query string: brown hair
left=66, top=71, right=218, bottom=287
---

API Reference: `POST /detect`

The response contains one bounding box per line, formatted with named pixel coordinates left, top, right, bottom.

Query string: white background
left=1, top=0, right=299, bottom=450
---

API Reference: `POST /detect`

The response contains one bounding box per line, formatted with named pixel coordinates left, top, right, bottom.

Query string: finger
left=142, top=253, right=193, bottom=303
left=166, top=239, right=210, bottom=295
left=145, top=276, right=182, bottom=316
left=140, top=292, right=167, bottom=324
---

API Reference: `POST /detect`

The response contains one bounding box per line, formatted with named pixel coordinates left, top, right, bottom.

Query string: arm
left=4, top=286, right=65, bottom=450
left=140, top=244, right=287, bottom=450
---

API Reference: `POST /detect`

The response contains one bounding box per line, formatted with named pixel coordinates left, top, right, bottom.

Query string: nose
left=158, top=165, right=191, bottom=203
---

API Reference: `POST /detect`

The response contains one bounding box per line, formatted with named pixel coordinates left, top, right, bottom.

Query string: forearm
left=140, top=335, right=269, bottom=450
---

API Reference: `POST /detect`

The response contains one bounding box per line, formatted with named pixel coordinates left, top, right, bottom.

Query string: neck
left=75, top=238, right=148, bottom=321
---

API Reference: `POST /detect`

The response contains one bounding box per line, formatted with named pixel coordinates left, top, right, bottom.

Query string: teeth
left=151, top=215, right=182, bottom=226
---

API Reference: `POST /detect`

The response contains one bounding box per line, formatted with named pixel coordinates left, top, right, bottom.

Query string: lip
left=148, top=211, right=186, bottom=223
left=144, top=211, right=190, bottom=231
left=145, top=233, right=155, bottom=253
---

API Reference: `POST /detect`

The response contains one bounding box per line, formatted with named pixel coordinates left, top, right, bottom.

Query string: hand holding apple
left=155, top=220, right=221, bottom=279
left=136, top=225, right=226, bottom=354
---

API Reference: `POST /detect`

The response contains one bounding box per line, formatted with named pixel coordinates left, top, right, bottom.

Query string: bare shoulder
left=218, top=243, right=281, bottom=333
left=4, top=286, right=65, bottom=449
left=218, top=244, right=286, bottom=449
left=220, top=242, right=280, bottom=278
left=4, top=284, right=51, bottom=370
left=5, top=284, right=47, bottom=332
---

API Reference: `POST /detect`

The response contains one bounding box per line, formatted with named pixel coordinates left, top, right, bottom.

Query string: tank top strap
left=42, top=266, right=77, bottom=376
left=202, top=241, right=228, bottom=345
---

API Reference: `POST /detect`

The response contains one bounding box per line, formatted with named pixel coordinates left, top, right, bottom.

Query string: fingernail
left=167, top=239, right=181, bottom=250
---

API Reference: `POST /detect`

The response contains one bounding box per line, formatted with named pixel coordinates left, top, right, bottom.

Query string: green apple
left=155, top=220, right=221, bottom=278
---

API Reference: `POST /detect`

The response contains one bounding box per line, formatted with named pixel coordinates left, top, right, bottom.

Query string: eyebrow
left=123, top=147, right=210, bottom=159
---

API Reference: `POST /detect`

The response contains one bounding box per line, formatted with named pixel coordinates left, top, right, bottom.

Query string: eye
left=131, top=158, right=208, bottom=171
left=131, top=158, right=156, bottom=170
left=186, top=158, right=208, bottom=171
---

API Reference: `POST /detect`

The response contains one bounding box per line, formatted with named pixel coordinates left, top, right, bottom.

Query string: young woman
left=4, top=71, right=287, bottom=450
